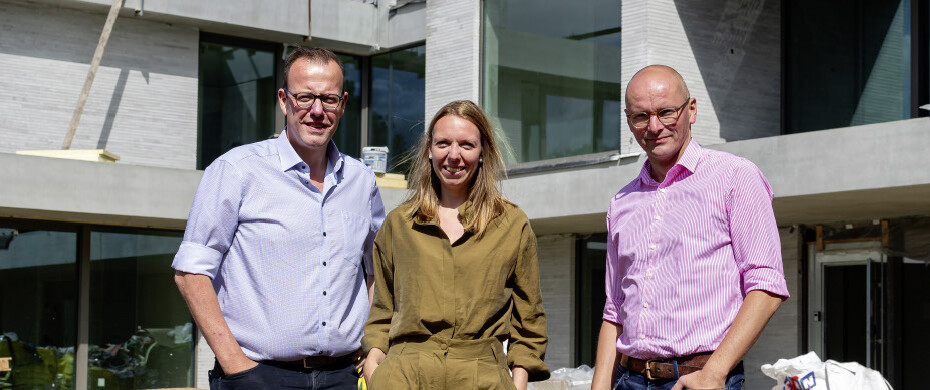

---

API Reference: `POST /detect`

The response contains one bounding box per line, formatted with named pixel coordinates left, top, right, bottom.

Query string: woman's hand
left=512, top=366, right=529, bottom=390
left=362, top=348, right=387, bottom=385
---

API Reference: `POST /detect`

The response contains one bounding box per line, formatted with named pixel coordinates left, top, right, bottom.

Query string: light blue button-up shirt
left=172, top=130, right=385, bottom=361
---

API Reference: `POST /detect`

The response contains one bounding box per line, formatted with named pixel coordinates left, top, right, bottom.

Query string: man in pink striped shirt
left=591, top=65, right=789, bottom=390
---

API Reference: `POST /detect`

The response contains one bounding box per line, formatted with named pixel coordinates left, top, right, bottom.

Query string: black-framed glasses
left=625, top=98, right=691, bottom=129
left=283, top=88, right=343, bottom=111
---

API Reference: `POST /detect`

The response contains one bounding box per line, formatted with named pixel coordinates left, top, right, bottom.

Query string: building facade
left=1, top=0, right=928, bottom=389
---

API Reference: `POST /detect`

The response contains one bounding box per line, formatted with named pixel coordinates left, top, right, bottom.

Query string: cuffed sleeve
left=727, top=160, right=790, bottom=300
left=171, top=160, right=242, bottom=277
left=602, top=200, right=624, bottom=324
left=507, top=217, right=550, bottom=382
left=362, top=216, right=394, bottom=355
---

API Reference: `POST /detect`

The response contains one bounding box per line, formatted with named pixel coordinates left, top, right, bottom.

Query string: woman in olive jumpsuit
left=361, top=100, right=549, bottom=390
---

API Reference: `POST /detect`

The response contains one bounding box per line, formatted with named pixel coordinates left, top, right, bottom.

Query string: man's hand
left=362, top=347, right=386, bottom=385
left=221, top=356, right=259, bottom=376
left=670, top=369, right=726, bottom=390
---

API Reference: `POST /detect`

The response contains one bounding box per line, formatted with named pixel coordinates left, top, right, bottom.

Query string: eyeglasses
left=283, top=88, right=343, bottom=111
left=625, top=98, right=691, bottom=129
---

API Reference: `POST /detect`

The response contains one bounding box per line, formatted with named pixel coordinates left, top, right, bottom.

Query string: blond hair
left=403, top=100, right=512, bottom=237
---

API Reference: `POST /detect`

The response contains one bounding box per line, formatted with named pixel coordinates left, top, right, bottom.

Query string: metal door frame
left=808, top=240, right=885, bottom=367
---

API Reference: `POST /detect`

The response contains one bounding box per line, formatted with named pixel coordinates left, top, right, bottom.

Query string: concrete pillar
left=424, top=0, right=481, bottom=123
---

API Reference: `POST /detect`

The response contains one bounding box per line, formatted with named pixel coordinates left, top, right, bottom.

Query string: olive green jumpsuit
left=362, top=202, right=549, bottom=389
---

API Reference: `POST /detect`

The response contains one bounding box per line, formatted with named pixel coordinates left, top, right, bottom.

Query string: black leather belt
left=262, top=352, right=357, bottom=372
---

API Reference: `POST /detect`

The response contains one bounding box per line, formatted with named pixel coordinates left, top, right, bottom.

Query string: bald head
left=625, top=65, right=690, bottom=108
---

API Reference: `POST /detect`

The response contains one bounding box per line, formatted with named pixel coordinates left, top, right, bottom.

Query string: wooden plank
left=816, top=225, right=824, bottom=251
left=62, top=0, right=122, bottom=150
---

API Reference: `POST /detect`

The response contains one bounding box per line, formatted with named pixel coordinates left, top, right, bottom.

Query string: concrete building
left=1, top=0, right=928, bottom=389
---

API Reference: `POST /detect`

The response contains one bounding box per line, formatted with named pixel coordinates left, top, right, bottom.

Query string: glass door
left=808, top=241, right=885, bottom=370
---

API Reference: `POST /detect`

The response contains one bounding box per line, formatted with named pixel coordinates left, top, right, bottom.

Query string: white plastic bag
left=761, top=351, right=892, bottom=390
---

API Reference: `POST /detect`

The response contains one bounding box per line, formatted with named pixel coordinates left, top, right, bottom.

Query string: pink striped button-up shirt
left=603, top=141, right=789, bottom=359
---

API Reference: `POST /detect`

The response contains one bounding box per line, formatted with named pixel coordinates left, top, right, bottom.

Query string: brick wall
left=0, top=0, right=199, bottom=169
left=424, top=0, right=481, bottom=122
left=536, top=234, right=575, bottom=369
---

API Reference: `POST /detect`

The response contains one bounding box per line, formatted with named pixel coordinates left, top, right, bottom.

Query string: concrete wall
left=537, top=234, right=576, bottom=369
left=0, top=0, right=199, bottom=169
left=424, top=0, right=481, bottom=121
left=620, top=0, right=781, bottom=153
left=744, top=226, right=803, bottom=388
left=67, top=0, right=309, bottom=41
left=311, top=0, right=426, bottom=55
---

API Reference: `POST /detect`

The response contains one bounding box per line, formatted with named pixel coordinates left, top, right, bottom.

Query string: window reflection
left=484, top=0, right=622, bottom=163
left=198, top=38, right=278, bottom=169
left=0, top=228, right=77, bottom=389
left=786, top=0, right=910, bottom=133
left=88, top=231, right=191, bottom=389
left=368, top=46, right=426, bottom=174
left=334, top=54, right=363, bottom=158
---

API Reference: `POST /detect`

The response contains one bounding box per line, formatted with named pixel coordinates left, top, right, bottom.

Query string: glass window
left=576, top=233, right=607, bottom=366
left=198, top=37, right=278, bottom=169
left=785, top=0, right=911, bottom=133
left=0, top=227, right=77, bottom=389
left=88, top=230, right=191, bottom=389
left=368, top=45, right=426, bottom=174
left=483, top=0, right=622, bottom=163
left=335, top=54, right=363, bottom=158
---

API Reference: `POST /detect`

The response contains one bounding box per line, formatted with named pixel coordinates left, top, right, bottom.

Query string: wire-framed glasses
left=625, top=98, right=691, bottom=129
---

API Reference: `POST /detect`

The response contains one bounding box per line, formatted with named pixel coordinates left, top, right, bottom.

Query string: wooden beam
left=63, top=0, right=123, bottom=150
left=816, top=225, right=824, bottom=251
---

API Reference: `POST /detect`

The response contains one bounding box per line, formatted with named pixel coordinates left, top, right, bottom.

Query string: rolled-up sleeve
left=602, top=200, right=624, bottom=324
left=171, top=160, right=242, bottom=279
left=507, top=220, right=550, bottom=381
left=727, top=160, right=790, bottom=300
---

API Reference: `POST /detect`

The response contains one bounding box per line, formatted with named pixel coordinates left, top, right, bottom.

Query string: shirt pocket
left=340, top=210, right=370, bottom=265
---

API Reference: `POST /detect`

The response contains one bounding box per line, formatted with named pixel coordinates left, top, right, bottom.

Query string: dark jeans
left=209, top=360, right=359, bottom=390
left=613, top=361, right=745, bottom=390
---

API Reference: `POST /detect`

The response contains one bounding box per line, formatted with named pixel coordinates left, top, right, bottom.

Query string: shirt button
left=659, top=188, right=667, bottom=193
left=639, top=334, right=646, bottom=340
left=646, top=272, right=653, bottom=278
left=322, top=321, right=327, bottom=326
left=654, top=215, right=661, bottom=220
left=649, top=244, right=657, bottom=250
left=323, top=232, right=327, bottom=237
left=323, top=291, right=327, bottom=296
left=643, top=302, right=649, bottom=308
left=323, top=261, right=327, bottom=266
left=440, top=343, right=448, bottom=350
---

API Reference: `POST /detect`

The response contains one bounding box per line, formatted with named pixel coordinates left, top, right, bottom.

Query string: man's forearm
left=701, top=290, right=782, bottom=377
left=175, top=271, right=254, bottom=373
left=591, top=320, right=622, bottom=390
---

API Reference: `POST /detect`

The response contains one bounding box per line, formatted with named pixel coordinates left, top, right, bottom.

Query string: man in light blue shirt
left=173, top=46, right=385, bottom=390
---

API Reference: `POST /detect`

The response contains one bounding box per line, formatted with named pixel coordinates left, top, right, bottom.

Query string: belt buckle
left=644, top=360, right=658, bottom=380
left=302, top=357, right=313, bottom=369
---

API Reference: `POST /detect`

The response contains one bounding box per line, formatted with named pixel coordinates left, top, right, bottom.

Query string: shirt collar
left=411, top=200, right=475, bottom=228
left=276, top=128, right=344, bottom=175
left=638, top=139, right=703, bottom=185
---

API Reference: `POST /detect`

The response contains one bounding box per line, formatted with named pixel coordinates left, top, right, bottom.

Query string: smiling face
left=277, top=58, right=347, bottom=154
left=625, top=66, right=696, bottom=175
left=430, top=114, right=483, bottom=200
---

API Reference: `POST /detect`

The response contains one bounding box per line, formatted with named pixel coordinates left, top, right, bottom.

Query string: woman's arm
left=507, top=216, right=550, bottom=383
left=361, top=219, right=395, bottom=385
